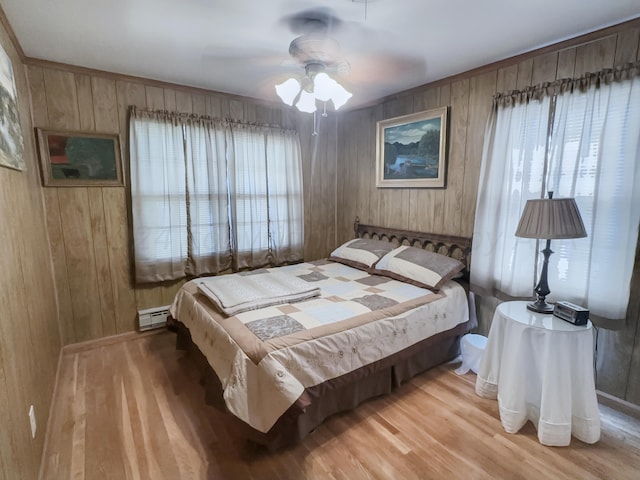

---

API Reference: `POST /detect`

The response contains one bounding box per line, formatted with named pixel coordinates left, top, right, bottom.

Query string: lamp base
left=526, top=299, right=554, bottom=314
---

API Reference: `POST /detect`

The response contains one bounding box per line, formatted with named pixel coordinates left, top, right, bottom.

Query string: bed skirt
left=172, top=318, right=469, bottom=450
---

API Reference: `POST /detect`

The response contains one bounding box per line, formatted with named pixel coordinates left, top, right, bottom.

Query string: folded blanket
left=197, top=270, right=321, bottom=316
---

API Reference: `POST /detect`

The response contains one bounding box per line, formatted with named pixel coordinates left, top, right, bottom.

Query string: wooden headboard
left=354, top=218, right=473, bottom=281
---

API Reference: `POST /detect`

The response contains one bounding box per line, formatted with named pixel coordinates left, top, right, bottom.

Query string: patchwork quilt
left=170, top=260, right=469, bottom=433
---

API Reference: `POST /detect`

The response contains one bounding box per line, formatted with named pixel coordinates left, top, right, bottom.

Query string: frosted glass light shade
left=330, top=82, right=353, bottom=110
left=295, top=89, right=317, bottom=113
left=277, top=71, right=352, bottom=112
left=313, top=72, right=334, bottom=102
left=275, top=78, right=301, bottom=106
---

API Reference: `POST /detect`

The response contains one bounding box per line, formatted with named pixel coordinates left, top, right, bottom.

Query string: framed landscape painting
left=376, top=107, right=448, bottom=188
left=0, top=44, right=25, bottom=171
left=36, top=129, right=123, bottom=187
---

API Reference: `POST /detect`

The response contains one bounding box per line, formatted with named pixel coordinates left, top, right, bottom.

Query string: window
left=129, top=114, right=189, bottom=281
left=471, top=67, right=640, bottom=321
left=129, top=109, right=304, bottom=283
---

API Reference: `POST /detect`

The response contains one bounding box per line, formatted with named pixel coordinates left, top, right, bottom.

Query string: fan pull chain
left=312, top=110, right=318, bottom=136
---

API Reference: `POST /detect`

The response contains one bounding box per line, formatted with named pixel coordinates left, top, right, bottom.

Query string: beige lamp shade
left=515, top=198, right=587, bottom=239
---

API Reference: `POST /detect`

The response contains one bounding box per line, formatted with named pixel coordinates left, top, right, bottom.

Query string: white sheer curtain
left=471, top=96, right=551, bottom=299
left=546, top=78, right=640, bottom=319
left=227, top=123, right=271, bottom=269
left=471, top=68, right=640, bottom=321
left=130, top=110, right=188, bottom=282
left=227, top=124, right=304, bottom=269
left=265, top=128, right=304, bottom=262
left=184, top=117, right=232, bottom=276
left=130, top=108, right=304, bottom=282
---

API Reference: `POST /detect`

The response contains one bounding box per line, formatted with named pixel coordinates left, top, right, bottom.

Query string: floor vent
left=138, top=305, right=171, bottom=331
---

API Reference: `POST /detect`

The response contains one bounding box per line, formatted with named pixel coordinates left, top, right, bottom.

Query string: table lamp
left=515, top=192, right=587, bottom=313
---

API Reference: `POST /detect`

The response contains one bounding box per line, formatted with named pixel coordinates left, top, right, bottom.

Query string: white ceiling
left=2, top=0, right=639, bottom=110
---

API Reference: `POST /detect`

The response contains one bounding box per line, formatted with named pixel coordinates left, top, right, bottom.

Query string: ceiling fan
left=275, top=8, right=355, bottom=113
left=274, top=6, right=427, bottom=111
left=200, top=5, right=426, bottom=111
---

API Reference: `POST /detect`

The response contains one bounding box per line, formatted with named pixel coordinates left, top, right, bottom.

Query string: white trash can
left=455, top=333, right=487, bottom=375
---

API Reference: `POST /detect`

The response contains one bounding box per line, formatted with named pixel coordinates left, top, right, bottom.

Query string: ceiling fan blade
left=280, top=6, right=343, bottom=36
left=199, top=4, right=428, bottom=107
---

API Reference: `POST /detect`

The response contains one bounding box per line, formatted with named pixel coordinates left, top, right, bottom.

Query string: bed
left=169, top=219, right=474, bottom=450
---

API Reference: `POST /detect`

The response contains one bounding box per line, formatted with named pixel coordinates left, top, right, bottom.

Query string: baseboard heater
left=138, top=305, right=171, bottom=331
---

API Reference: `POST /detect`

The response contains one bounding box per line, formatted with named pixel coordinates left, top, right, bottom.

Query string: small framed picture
left=36, top=128, right=123, bottom=187
left=376, top=107, right=448, bottom=188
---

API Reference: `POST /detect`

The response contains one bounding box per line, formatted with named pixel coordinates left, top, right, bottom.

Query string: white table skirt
left=476, top=301, right=600, bottom=446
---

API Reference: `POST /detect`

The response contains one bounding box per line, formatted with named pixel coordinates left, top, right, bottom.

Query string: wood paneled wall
left=26, top=65, right=337, bottom=345
left=337, top=23, right=640, bottom=242
left=0, top=20, right=61, bottom=480
left=336, top=21, right=640, bottom=406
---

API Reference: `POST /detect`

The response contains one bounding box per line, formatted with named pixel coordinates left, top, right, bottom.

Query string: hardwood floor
left=40, top=330, right=640, bottom=480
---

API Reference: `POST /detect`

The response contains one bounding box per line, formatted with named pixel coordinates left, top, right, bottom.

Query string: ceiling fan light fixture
left=329, top=82, right=352, bottom=110
left=275, top=78, right=301, bottom=106
left=277, top=33, right=353, bottom=112
left=295, top=89, right=317, bottom=113
left=279, top=69, right=351, bottom=112
left=313, top=72, right=334, bottom=102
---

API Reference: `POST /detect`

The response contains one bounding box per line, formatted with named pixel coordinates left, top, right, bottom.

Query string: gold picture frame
left=376, top=106, right=448, bottom=188
left=36, top=128, right=123, bottom=187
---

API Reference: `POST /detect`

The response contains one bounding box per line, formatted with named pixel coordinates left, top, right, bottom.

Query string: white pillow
left=328, top=238, right=395, bottom=270
left=369, top=245, right=464, bottom=291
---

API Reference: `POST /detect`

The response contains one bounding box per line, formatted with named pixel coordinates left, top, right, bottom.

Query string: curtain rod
left=128, top=106, right=293, bottom=132
left=493, top=60, right=640, bottom=106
